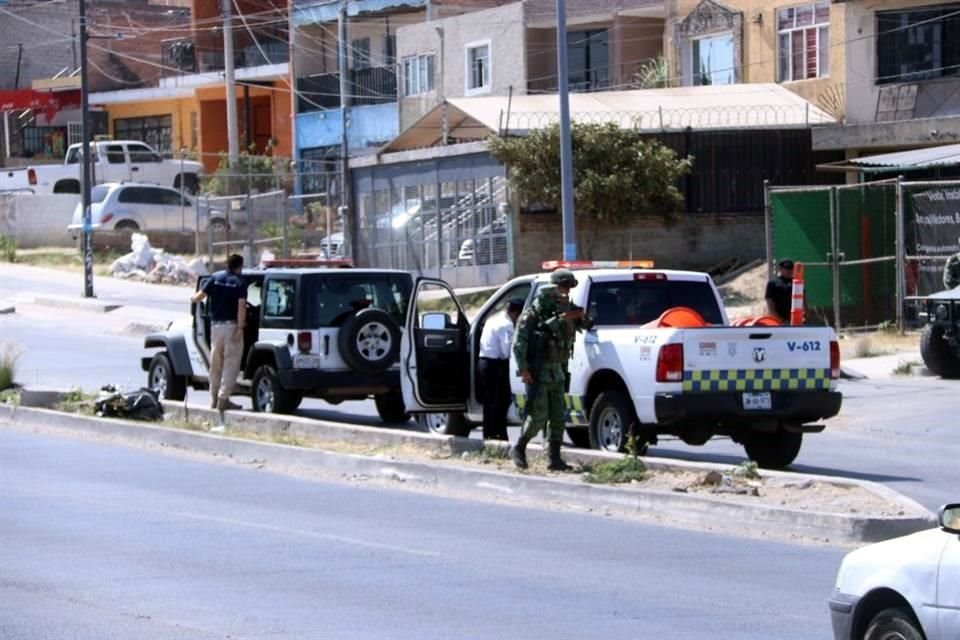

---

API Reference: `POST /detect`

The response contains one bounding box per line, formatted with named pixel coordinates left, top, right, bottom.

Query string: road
left=1, top=262, right=957, bottom=512
left=0, top=426, right=844, bottom=640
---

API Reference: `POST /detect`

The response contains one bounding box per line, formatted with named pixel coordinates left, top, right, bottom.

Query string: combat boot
left=510, top=437, right=529, bottom=470
left=547, top=441, right=571, bottom=472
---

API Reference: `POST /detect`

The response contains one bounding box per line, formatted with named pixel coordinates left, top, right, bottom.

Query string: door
left=401, top=278, right=469, bottom=413
left=101, top=144, right=130, bottom=183
left=156, top=187, right=187, bottom=230
left=253, top=105, right=272, bottom=154
left=193, top=276, right=213, bottom=369
left=126, top=142, right=163, bottom=183
left=940, top=532, right=960, bottom=638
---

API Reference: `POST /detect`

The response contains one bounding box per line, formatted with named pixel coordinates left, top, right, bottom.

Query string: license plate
left=293, top=354, right=321, bottom=369
left=742, top=392, right=772, bottom=411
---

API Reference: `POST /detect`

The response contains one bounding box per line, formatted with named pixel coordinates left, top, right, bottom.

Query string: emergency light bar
left=262, top=258, right=354, bottom=269
left=541, top=259, right=655, bottom=270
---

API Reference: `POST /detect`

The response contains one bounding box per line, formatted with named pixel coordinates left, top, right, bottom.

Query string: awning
left=0, top=89, right=81, bottom=119
left=383, top=83, right=837, bottom=152
left=817, top=143, right=960, bottom=174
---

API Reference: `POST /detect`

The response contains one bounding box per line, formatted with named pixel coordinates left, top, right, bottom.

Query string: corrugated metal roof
left=849, top=143, right=960, bottom=169
left=384, top=83, right=836, bottom=152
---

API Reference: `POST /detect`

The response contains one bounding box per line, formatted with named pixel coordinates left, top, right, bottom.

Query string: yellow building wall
left=105, top=98, right=199, bottom=155
left=667, top=0, right=846, bottom=120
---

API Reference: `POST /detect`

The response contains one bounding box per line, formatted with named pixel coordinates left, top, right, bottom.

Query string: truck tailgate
left=679, top=327, right=834, bottom=393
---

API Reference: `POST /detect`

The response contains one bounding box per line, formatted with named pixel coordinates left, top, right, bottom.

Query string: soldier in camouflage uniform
left=511, top=269, right=594, bottom=471
left=944, top=238, right=960, bottom=290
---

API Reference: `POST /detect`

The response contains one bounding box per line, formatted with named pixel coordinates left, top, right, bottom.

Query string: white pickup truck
left=401, top=264, right=842, bottom=469
left=0, top=141, right=203, bottom=195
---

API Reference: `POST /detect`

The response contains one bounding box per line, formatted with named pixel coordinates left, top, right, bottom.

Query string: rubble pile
left=109, top=233, right=208, bottom=285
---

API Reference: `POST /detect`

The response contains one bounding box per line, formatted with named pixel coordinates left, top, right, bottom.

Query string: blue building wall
left=295, top=102, right=399, bottom=156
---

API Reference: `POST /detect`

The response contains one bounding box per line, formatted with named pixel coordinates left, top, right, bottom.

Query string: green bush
left=0, top=342, right=22, bottom=391
left=203, top=148, right=291, bottom=196
left=582, top=457, right=647, bottom=484
left=0, top=234, right=16, bottom=262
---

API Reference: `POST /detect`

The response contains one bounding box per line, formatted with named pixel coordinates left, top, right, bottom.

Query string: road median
left=0, top=401, right=935, bottom=547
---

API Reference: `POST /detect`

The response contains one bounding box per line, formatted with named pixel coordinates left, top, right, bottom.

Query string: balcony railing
left=528, top=68, right=611, bottom=94
left=297, top=66, right=397, bottom=112
left=161, top=30, right=289, bottom=78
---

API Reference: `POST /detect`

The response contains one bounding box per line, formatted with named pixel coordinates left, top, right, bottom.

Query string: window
left=105, top=145, right=126, bottom=164
left=118, top=187, right=166, bottom=205
left=128, top=143, right=161, bottom=163
left=264, top=279, right=296, bottom=319
left=876, top=6, right=960, bottom=85
left=568, top=29, right=609, bottom=91
left=403, top=54, right=436, bottom=96
left=691, top=33, right=735, bottom=85
left=587, top=280, right=723, bottom=327
left=90, top=185, right=110, bottom=204
left=113, top=115, right=172, bottom=154
left=465, top=41, right=491, bottom=94
left=299, top=145, right=338, bottom=195
left=777, top=2, right=830, bottom=82
left=351, top=37, right=371, bottom=70
left=308, top=275, right=411, bottom=328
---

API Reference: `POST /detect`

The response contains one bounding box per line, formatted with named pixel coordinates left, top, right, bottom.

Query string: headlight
left=935, top=304, right=949, bottom=320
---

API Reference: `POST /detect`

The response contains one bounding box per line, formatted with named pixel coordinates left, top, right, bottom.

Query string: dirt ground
left=718, top=264, right=770, bottom=320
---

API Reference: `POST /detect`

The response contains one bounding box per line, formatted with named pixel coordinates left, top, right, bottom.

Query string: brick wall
left=512, top=211, right=765, bottom=274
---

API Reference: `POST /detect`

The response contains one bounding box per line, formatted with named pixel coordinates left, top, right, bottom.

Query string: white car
left=829, top=503, right=960, bottom=640
left=68, top=182, right=226, bottom=237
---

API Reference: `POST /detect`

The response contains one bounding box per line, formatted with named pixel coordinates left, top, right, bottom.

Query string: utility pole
left=14, top=44, right=23, bottom=89
left=222, top=0, right=240, bottom=161
left=556, top=0, right=576, bottom=261
left=79, top=0, right=94, bottom=298
left=337, top=1, right=351, bottom=258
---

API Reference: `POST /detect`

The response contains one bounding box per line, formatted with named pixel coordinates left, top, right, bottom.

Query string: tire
left=53, top=180, right=80, bottom=194
left=743, top=430, right=802, bottom=469
left=589, top=390, right=643, bottom=453
left=209, top=218, right=228, bottom=234
left=147, top=353, right=186, bottom=401
left=338, top=308, right=401, bottom=375
left=417, top=412, right=472, bottom=437
left=566, top=427, right=591, bottom=448
left=375, top=389, right=410, bottom=423
left=864, top=608, right=924, bottom=640
left=115, top=220, right=140, bottom=232
left=251, top=365, right=300, bottom=414
left=920, top=324, right=960, bottom=378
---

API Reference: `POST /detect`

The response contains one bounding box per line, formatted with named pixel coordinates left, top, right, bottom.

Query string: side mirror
left=938, top=503, right=960, bottom=534
left=422, top=312, right=450, bottom=330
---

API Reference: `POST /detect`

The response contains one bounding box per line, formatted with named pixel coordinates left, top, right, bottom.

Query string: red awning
left=0, top=89, right=81, bottom=119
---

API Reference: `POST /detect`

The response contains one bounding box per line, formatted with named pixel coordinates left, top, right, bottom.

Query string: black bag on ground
left=95, top=386, right=164, bottom=422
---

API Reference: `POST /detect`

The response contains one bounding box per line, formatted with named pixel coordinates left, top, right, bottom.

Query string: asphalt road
left=0, top=426, right=845, bottom=640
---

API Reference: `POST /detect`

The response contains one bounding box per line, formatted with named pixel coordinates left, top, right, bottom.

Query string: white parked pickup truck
left=401, top=263, right=842, bottom=469
left=0, top=141, right=203, bottom=195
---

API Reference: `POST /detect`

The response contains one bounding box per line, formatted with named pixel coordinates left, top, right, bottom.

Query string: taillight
left=830, top=340, right=840, bottom=379
left=297, top=331, right=312, bottom=353
left=27, top=168, right=36, bottom=185
left=656, top=343, right=684, bottom=382
left=634, top=272, right=667, bottom=281
left=100, top=212, right=113, bottom=223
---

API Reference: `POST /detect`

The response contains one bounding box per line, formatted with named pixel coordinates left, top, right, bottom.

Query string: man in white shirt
left=478, top=298, right=525, bottom=441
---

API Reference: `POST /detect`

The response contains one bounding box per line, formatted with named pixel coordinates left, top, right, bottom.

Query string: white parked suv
left=68, top=182, right=226, bottom=237
left=401, top=261, right=843, bottom=469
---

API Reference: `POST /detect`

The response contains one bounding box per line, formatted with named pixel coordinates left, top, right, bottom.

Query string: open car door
left=401, top=278, right=469, bottom=413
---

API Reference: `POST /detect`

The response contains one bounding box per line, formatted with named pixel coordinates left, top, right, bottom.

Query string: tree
left=487, top=122, right=693, bottom=257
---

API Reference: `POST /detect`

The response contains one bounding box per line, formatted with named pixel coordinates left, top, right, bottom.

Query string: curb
left=0, top=403, right=936, bottom=546
left=31, top=294, right=120, bottom=313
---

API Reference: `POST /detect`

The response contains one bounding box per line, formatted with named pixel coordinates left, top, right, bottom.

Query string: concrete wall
left=0, top=194, right=79, bottom=248
left=397, top=2, right=527, bottom=129
left=665, top=0, right=846, bottom=120
left=106, top=98, right=198, bottom=154
left=512, top=210, right=765, bottom=275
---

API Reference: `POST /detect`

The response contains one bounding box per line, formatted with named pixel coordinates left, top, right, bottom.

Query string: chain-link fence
left=355, top=176, right=510, bottom=288
left=767, top=177, right=960, bottom=331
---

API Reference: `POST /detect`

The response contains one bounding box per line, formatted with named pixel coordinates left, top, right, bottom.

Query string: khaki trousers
left=209, top=322, right=243, bottom=407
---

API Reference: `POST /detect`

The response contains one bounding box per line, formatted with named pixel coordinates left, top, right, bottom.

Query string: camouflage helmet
left=550, top=268, right=579, bottom=288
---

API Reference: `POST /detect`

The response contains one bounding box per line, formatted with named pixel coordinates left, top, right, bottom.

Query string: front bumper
left=654, top=390, right=842, bottom=425
left=828, top=591, right=859, bottom=640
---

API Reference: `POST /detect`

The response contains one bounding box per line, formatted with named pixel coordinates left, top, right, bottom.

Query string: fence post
left=895, top=176, right=906, bottom=333
left=246, top=191, right=254, bottom=266
left=830, top=186, right=841, bottom=330
left=763, top=179, right=772, bottom=277
left=281, top=192, right=288, bottom=258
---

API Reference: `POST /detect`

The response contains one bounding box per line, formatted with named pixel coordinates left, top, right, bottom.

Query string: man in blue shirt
left=191, top=254, right=248, bottom=412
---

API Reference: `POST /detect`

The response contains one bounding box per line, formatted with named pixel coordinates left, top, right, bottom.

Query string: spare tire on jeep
left=338, top=308, right=401, bottom=374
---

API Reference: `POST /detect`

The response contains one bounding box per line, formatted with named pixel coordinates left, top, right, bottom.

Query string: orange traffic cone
left=790, top=263, right=805, bottom=326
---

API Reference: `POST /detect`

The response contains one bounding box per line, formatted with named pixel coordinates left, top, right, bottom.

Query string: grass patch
left=892, top=359, right=920, bottom=376
left=0, top=234, right=16, bottom=262
left=55, top=388, right=96, bottom=413
left=466, top=444, right=511, bottom=464
left=851, top=335, right=891, bottom=359
left=0, top=342, right=22, bottom=391
left=14, top=248, right=129, bottom=276
left=0, top=387, right=20, bottom=405
left=728, top=460, right=761, bottom=480
left=582, top=456, right=647, bottom=484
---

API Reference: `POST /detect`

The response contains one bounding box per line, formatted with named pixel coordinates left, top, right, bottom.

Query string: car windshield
left=587, top=279, right=724, bottom=326
left=90, top=185, right=111, bottom=204
left=306, top=274, right=412, bottom=328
